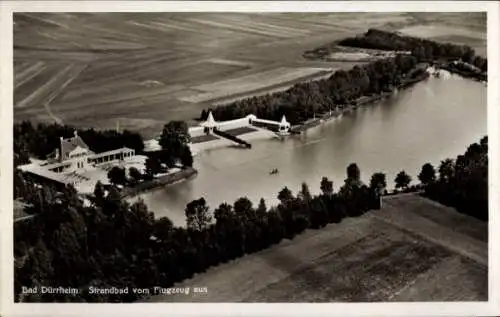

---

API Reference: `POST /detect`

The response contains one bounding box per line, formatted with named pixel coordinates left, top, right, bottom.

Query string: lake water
left=133, top=73, right=487, bottom=226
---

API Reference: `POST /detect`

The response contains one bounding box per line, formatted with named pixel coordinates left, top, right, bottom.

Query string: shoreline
left=120, top=167, right=198, bottom=199
left=291, top=68, right=431, bottom=134
left=434, top=62, right=487, bottom=82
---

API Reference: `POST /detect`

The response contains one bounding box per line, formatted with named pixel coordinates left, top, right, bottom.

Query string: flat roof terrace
left=190, top=134, right=220, bottom=144
left=221, top=126, right=258, bottom=136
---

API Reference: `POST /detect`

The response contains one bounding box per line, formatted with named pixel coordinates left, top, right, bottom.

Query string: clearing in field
left=144, top=194, right=487, bottom=302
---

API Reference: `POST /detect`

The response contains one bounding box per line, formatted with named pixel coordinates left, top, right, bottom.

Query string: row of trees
left=338, top=28, right=487, bottom=72
left=200, top=29, right=486, bottom=126
left=14, top=137, right=487, bottom=302
left=14, top=121, right=144, bottom=167
left=200, top=54, right=421, bottom=125
left=14, top=161, right=381, bottom=302
left=422, top=136, right=488, bottom=221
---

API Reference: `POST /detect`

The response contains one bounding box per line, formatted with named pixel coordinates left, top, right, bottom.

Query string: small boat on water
left=269, top=168, right=279, bottom=175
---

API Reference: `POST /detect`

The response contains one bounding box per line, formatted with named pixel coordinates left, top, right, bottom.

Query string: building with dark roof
left=18, top=130, right=144, bottom=194
left=59, top=130, right=93, bottom=161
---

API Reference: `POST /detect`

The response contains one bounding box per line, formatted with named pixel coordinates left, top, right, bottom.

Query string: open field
left=144, top=194, right=487, bottom=302
left=398, top=18, right=487, bottom=57
left=14, top=13, right=486, bottom=138
left=180, top=67, right=333, bottom=104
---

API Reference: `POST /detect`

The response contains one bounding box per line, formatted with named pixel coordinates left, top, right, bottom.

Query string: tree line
left=200, top=53, right=421, bottom=125
left=13, top=136, right=487, bottom=302
left=421, top=136, right=488, bottom=221
left=13, top=161, right=379, bottom=302
left=338, top=28, right=487, bottom=72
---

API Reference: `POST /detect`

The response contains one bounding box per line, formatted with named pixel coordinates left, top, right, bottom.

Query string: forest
left=338, top=29, right=487, bottom=71
left=13, top=136, right=487, bottom=302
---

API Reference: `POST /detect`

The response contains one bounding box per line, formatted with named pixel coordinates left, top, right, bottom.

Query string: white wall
left=188, top=126, right=205, bottom=137
left=218, top=118, right=251, bottom=130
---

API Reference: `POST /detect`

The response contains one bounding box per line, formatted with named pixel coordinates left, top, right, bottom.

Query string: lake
left=132, top=73, right=487, bottom=226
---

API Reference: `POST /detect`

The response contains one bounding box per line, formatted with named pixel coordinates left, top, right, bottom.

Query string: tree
left=346, top=163, right=361, bottom=183
left=339, top=163, right=363, bottom=199
left=438, top=159, right=455, bottom=182
left=411, top=45, right=426, bottom=61
left=257, top=198, right=267, bottom=214
left=277, top=187, right=294, bottom=204
left=298, top=182, right=312, bottom=202
left=93, top=181, right=106, bottom=205
left=214, top=202, right=233, bottom=224
left=180, top=145, right=193, bottom=168
left=462, top=46, right=475, bottom=64
left=395, top=170, right=412, bottom=190
left=185, top=198, right=212, bottom=231
left=107, top=166, right=126, bottom=186
left=369, top=172, right=387, bottom=195
left=145, top=156, right=161, bottom=178
left=159, top=121, right=191, bottom=166
left=200, top=109, right=208, bottom=121
left=233, top=197, right=253, bottom=216
left=418, top=163, right=436, bottom=186
left=153, top=217, right=174, bottom=241
left=128, top=167, right=142, bottom=183
left=159, top=121, right=191, bottom=149
left=320, top=177, right=333, bottom=197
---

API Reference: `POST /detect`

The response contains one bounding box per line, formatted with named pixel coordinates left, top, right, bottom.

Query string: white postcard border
left=1, top=1, right=498, bottom=316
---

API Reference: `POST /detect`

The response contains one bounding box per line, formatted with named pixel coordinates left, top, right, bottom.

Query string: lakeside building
left=18, top=131, right=147, bottom=194
left=144, top=112, right=291, bottom=154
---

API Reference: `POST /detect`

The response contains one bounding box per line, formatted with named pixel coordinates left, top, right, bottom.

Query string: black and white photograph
left=1, top=1, right=499, bottom=316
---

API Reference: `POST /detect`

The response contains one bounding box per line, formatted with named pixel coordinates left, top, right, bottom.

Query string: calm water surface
left=133, top=74, right=487, bottom=226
